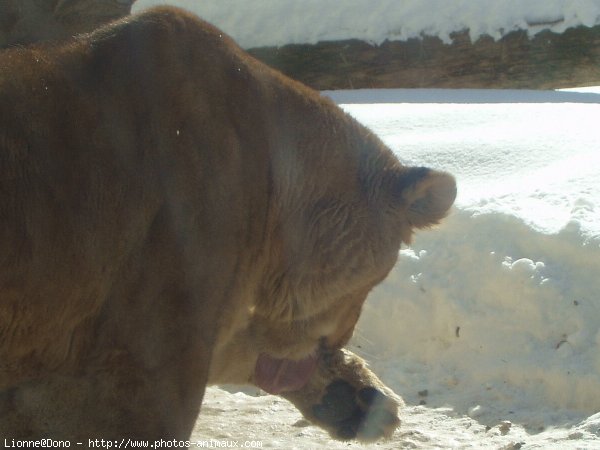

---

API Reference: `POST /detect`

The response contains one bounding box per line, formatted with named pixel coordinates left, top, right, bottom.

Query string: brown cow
left=0, top=6, right=456, bottom=444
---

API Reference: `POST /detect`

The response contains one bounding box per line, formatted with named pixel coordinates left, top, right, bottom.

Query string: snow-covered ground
left=133, top=0, right=600, bottom=47
left=189, top=89, right=600, bottom=449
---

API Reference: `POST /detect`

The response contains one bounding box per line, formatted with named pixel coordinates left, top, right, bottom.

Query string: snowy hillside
left=190, top=88, right=600, bottom=449
left=134, top=0, right=600, bottom=48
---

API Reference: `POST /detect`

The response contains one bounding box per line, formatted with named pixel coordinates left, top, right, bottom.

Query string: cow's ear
left=395, top=167, right=457, bottom=228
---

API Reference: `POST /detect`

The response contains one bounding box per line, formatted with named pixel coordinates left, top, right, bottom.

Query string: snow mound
left=340, top=88, right=600, bottom=446
left=329, top=92, right=600, bottom=239
left=356, top=208, right=600, bottom=426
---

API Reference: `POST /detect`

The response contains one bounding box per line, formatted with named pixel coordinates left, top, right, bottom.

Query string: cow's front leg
left=282, top=348, right=402, bottom=442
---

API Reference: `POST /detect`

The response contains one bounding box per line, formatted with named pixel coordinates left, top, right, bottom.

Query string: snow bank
left=337, top=88, right=600, bottom=443
left=328, top=92, right=600, bottom=239
left=357, top=209, right=600, bottom=424
left=134, top=0, right=600, bottom=47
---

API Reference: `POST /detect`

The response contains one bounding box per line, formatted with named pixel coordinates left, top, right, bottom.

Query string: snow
left=187, top=89, right=600, bottom=449
left=133, top=0, right=600, bottom=48
left=323, top=89, right=600, bottom=239
left=560, top=86, right=600, bottom=94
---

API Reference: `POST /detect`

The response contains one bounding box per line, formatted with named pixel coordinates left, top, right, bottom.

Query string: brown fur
left=0, top=7, right=456, bottom=444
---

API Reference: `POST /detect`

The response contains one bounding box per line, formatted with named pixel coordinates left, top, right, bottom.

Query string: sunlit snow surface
left=325, top=89, right=600, bottom=238
left=331, top=88, right=600, bottom=445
